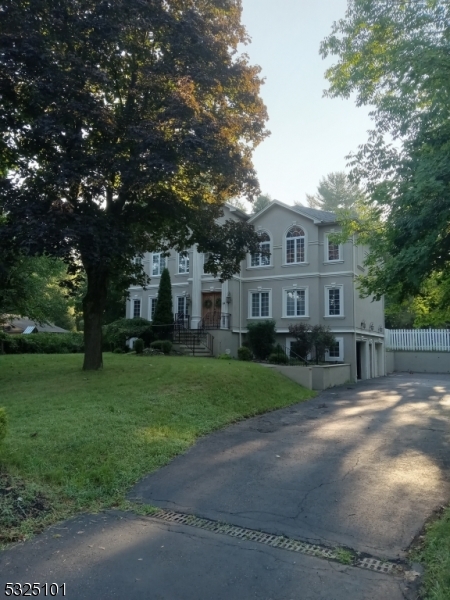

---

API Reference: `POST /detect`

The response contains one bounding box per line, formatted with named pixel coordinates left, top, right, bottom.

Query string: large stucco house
left=127, top=200, right=385, bottom=382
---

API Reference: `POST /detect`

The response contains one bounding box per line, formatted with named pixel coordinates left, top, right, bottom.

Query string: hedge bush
left=237, top=346, right=252, bottom=361
left=246, top=320, right=276, bottom=360
left=150, top=340, right=172, bottom=354
left=133, top=338, right=144, bottom=354
left=3, top=333, right=84, bottom=354
left=268, top=352, right=288, bottom=364
left=103, top=318, right=153, bottom=351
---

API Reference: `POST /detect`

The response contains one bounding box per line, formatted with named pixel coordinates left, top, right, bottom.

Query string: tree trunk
left=82, top=265, right=109, bottom=370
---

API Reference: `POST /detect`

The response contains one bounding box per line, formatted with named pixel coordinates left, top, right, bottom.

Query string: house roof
left=291, top=205, right=337, bottom=223
left=248, top=199, right=338, bottom=225
left=2, top=316, right=70, bottom=334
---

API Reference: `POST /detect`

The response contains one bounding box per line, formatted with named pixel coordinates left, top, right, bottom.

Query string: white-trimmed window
left=250, top=231, right=271, bottom=267
left=148, top=297, right=157, bottom=321
left=249, top=290, right=271, bottom=318
left=176, top=295, right=187, bottom=316
left=326, top=337, right=344, bottom=362
left=286, top=226, right=306, bottom=264
left=325, top=285, right=344, bottom=317
left=152, top=252, right=166, bottom=276
left=284, top=287, right=308, bottom=317
left=132, top=299, right=141, bottom=318
left=325, top=235, right=342, bottom=262
left=178, top=252, right=190, bottom=274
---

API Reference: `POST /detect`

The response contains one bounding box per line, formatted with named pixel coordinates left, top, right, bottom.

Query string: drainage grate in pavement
left=150, top=508, right=401, bottom=576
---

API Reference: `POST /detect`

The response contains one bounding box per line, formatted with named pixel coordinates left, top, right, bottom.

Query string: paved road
left=2, top=373, right=450, bottom=599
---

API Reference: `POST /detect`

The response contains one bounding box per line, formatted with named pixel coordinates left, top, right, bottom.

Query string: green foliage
left=133, top=338, right=144, bottom=354
left=414, top=506, right=450, bottom=600
left=288, top=324, right=336, bottom=364
left=237, top=346, right=252, bottom=361
left=0, top=354, right=315, bottom=542
left=112, top=347, right=125, bottom=354
left=0, top=254, right=75, bottom=330
left=152, top=269, right=174, bottom=340
left=150, top=340, right=172, bottom=355
left=161, top=341, right=172, bottom=355
left=310, top=325, right=336, bottom=364
left=103, top=318, right=153, bottom=351
left=246, top=320, right=276, bottom=360
left=3, top=333, right=84, bottom=354
left=0, top=0, right=268, bottom=369
left=0, top=408, right=7, bottom=445
left=217, top=353, right=233, bottom=360
left=252, top=194, right=272, bottom=214
left=321, top=1, right=450, bottom=304
left=303, top=172, right=365, bottom=213
left=288, top=323, right=312, bottom=361
left=268, top=352, right=288, bottom=365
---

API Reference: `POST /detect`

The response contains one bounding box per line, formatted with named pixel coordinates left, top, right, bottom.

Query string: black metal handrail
left=199, top=312, right=231, bottom=330
left=174, top=312, right=190, bottom=330
left=173, top=322, right=214, bottom=356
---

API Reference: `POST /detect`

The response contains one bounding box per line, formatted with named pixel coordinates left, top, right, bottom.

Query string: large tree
left=0, top=0, right=268, bottom=369
left=321, top=0, right=450, bottom=307
left=303, top=172, right=364, bottom=212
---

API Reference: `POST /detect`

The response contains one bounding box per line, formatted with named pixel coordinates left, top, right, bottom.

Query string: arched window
left=251, top=231, right=271, bottom=267
left=286, top=226, right=305, bottom=264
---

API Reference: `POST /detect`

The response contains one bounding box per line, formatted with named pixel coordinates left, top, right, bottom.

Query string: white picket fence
left=385, top=329, right=450, bottom=352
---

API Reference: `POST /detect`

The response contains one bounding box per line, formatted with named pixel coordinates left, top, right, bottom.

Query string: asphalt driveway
left=1, top=373, right=450, bottom=599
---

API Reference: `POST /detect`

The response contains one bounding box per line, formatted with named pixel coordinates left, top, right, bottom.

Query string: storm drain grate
left=150, top=508, right=401, bottom=576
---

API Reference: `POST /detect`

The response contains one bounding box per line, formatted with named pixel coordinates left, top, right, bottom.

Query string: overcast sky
left=240, top=0, right=373, bottom=207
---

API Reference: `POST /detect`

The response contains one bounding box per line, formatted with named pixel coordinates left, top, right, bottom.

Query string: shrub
left=237, top=346, right=252, bottom=361
left=112, top=347, right=125, bottom=354
left=150, top=340, right=172, bottom=354
left=288, top=323, right=312, bottom=361
left=268, top=352, right=288, bottom=364
left=0, top=408, right=7, bottom=445
left=246, top=320, right=276, bottom=360
left=133, top=338, right=144, bottom=354
left=161, top=340, right=172, bottom=355
left=310, top=325, right=336, bottom=364
left=218, top=353, right=232, bottom=360
left=2, top=332, right=84, bottom=354
left=152, top=268, right=174, bottom=340
left=103, top=317, right=152, bottom=351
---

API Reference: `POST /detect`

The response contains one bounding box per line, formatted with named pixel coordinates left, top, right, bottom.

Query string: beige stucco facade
left=127, top=201, right=385, bottom=382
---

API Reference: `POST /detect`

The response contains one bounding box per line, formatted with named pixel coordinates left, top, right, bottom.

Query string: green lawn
left=0, top=353, right=314, bottom=544
left=413, top=507, right=450, bottom=600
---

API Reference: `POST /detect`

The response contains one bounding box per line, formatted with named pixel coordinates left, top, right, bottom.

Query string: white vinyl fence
left=385, top=329, right=450, bottom=352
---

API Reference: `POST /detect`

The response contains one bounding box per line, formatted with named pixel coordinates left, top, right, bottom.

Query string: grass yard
left=413, top=507, right=450, bottom=600
left=0, top=353, right=314, bottom=545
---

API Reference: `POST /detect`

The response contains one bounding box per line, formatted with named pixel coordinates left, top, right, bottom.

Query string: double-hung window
left=286, top=226, right=305, bottom=264
left=152, top=252, right=166, bottom=276
left=250, top=231, right=271, bottom=267
left=326, top=235, right=341, bottom=262
left=325, top=285, right=344, bottom=317
left=178, top=252, right=189, bottom=274
left=148, top=297, right=157, bottom=321
left=285, top=288, right=307, bottom=317
left=326, top=337, right=344, bottom=362
left=250, top=291, right=270, bottom=318
left=132, top=299, right=141, bottom=318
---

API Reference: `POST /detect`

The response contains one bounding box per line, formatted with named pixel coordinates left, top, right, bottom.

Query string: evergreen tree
left=152, top=268, right=174, bottom=340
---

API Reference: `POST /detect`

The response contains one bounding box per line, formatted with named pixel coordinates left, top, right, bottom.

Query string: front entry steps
left=173, top=342, right=213, bottom=358
left=173, top=330, right=214, bottom=357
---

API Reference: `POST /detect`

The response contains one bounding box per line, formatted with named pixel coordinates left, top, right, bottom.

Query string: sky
left=239, top=0, right=373, bottom=207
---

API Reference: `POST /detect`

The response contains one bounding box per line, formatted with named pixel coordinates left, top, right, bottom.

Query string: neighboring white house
left=127, top=200, right=385, bottom=382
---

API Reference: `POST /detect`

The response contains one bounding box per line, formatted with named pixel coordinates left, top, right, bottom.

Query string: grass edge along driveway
left=0, top=353, right=315, bottom=546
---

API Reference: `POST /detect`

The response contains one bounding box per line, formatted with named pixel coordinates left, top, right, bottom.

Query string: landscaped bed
left=0, top=353, right=314, bottom=545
